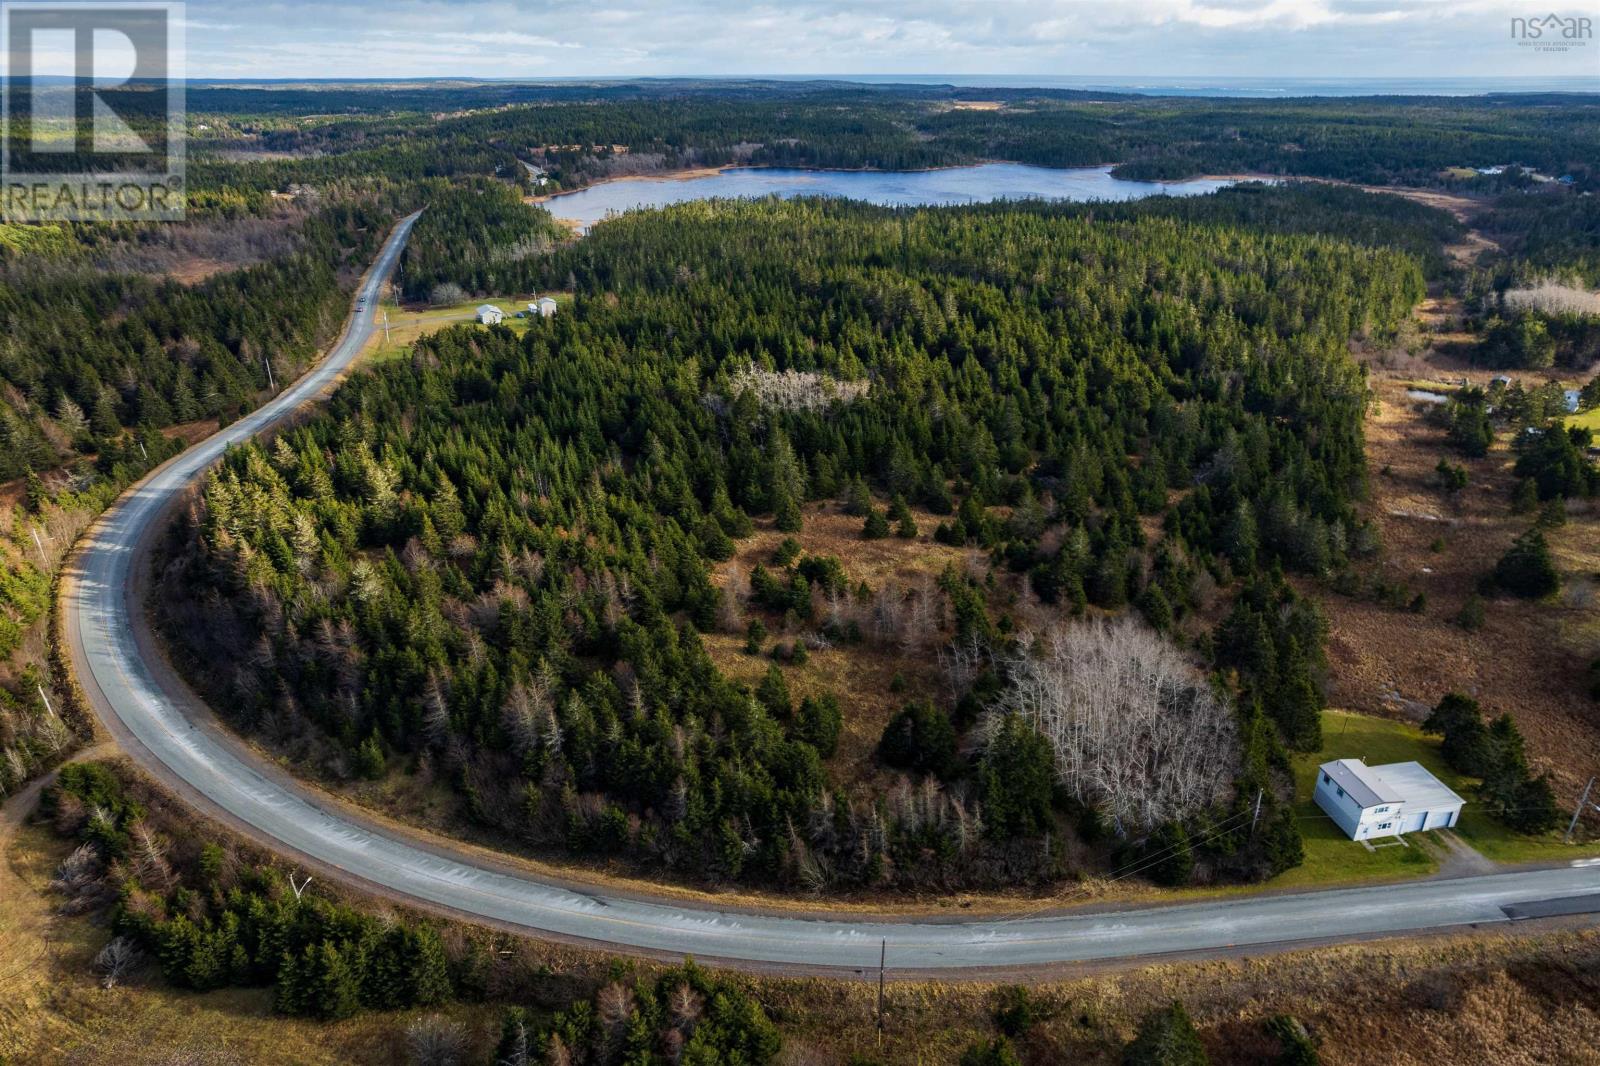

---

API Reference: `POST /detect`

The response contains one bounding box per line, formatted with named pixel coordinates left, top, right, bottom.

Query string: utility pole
left=1250, top=788, right=1264, bottom=836
left=264, top=357, right=276, bottom=392
left=876, top=938, right=886, bottom=1043
left=31, top=528, right=48, bottom=566
left=36, top=684, right=57, bottom=720
left=383, top=310, right=391, bottom=346
left=138, top=440, right=148, bottom=460
left=1566, top=777, right=1597, bottom=844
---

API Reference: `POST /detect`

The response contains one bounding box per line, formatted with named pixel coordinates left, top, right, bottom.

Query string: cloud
left=173, top=0, right=1600, bottom=80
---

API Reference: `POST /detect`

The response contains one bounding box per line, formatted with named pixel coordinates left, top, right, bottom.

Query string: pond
left=1405, top=389, right=1450, bottom=405
left=542, top=163, right=1247, bottom=233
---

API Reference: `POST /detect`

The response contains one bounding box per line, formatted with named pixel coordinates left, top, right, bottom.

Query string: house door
left=1401, top=810, right=1427, bottom=834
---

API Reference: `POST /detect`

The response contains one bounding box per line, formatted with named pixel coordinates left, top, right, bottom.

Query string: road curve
left=61, top=213, right=1600, bottom=974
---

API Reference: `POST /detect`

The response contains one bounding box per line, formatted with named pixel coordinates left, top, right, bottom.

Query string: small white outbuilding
left=1314, top=758, right=1464, bottom=842
left=535, top=296, right=558, bottom=318
left=476, top=304, right=504, bottom=325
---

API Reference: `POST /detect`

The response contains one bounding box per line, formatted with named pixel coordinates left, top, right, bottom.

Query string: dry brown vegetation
left=704, top=499, right=991, bottom=791
left=1327, top=211, right=1600, bottom=799
left=87, top=206, right=310, bottom=283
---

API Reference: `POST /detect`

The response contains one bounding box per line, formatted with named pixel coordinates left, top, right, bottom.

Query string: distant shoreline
left=529, top=160, right=1244, bottom=226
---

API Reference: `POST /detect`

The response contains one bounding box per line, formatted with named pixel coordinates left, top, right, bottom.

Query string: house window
left=1374, top=806, right=1389, bottom=814
left=1336, top=786, right=1345, bottom=798
left=1322, top=773, right=1331, bottom=786
left=1377, top=822, right=1392, bottom=830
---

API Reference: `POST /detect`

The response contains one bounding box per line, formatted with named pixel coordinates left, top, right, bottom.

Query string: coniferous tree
left=1491, top=529, right=1560, bottom=598
left=1124, top=1003, right=1210, bottom=1066
left=980, top=715, right=1056, bottom=840
left=863, top=508, right=890, bottom=540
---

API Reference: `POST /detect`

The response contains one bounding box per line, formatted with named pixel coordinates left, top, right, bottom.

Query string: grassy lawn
left=1276, top=710, right=1449, bottom=888
left=1567, top=406, right=1600, bottom=433
left=1279, top=710, right=1600, bottom=886
left=360, top=294, right=571, bottom=364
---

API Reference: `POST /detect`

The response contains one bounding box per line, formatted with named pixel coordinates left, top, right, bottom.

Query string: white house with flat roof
left=476, top=304, right=503, bottom=325
left=1314, top=759, right=1464, bottom=841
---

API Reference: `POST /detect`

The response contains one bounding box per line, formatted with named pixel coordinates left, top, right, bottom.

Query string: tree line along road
left=57, top=212, right=1600, bottom=975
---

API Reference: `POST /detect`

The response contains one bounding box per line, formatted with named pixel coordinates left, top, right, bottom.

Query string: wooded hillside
left=159, top=197, right=1422, bottom=892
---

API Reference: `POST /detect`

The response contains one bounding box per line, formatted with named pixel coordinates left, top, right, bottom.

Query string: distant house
left=535, top=296, right=558, bottom=318
left=1564, top=389, right=1582, bottom=413
left=476, top=304, right=504, bottom=325
left=1314, top=759, right=1464, bottom=841
left=1491, top=375, right=1513, bottom=389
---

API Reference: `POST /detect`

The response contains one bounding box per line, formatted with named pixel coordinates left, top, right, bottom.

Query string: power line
left=1000, top=808, right=1256, bottom=923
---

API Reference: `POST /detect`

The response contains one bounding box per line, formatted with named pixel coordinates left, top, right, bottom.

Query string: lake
left=542, top=164, right=1245, bottom=232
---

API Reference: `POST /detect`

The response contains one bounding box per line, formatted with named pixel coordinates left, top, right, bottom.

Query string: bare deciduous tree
left=129, top=821, right=176, bottom=892
left=405, top=1014, right=467, bottom=1066
left=50, top=842, right=104, bottom=911
left=899, top=574, right=938, bottom=652
left=497, top=1016, right=531, bottom=1066
left=94, top=935, right=143, bottom=989
left=668, top=979, right=704, bottom=1031
left=501, top=676, right=552, bottom=759
left=719, top=566, right=749, bottom=633
left=1502, top=280, right=1600, bottom=317
left=994, top=617, right=1239, bottom=831
left=428, top=282, right=468, bottom=307
left=940, top=631, right=991, bottom=699
left=721, top=365, right=870, bottom=413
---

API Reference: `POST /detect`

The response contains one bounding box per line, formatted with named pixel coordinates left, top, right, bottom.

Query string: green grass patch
left=363, top=296, right=543, bottom=365
left=1567, top=407, right=1600, bottom=433
left=1279, top=710, right=1600, bottom=884
left=1276, top=711, right=1451, bottom=887
left=1453, top=804, right=1599, bottom=864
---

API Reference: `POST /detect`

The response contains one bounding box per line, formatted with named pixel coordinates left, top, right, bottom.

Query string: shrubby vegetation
left=1513, top=425, right=1598, bottom=503
left=1122, top=1002, right=1209, bottom=1066
left=1, top=436, right=184, bottom=797
left=45, top=761, right=455, bottom=1016
left=494, top=960, right=780, bottom=1066
left=1490, top=528, right=1561, bottom=599
left=1423, top=693, right=1559, bottom=834
left=159, top=195, right=1418, bottom=891
left=44, top=760, right=784, bottom=1052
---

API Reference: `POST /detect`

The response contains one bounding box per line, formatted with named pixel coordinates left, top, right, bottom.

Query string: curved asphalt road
left=61, top=213, right=1600, bottom=973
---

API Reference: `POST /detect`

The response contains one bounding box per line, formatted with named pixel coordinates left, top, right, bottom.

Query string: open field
left=1322, top=368, right=1600, bottom=802
left=359, top=294, right=571, bottom=363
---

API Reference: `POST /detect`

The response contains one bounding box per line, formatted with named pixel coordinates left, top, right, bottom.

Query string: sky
left=168, top=0, right=1599, bottom=83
